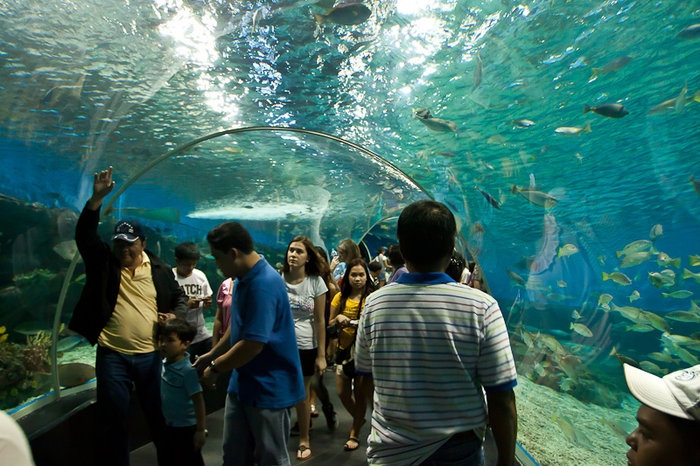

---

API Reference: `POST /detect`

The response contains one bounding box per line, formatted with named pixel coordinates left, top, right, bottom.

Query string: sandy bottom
left=515, top=374, right=638, bottom=465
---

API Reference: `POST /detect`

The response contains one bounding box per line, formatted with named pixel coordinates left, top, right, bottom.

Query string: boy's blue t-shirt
left=227, top=257, right=304, bottom=409
left=161, top=352, right=202, bottom=427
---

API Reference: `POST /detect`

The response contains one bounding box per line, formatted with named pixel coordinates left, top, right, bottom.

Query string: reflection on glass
left=0, top=0, right=699, bottom=464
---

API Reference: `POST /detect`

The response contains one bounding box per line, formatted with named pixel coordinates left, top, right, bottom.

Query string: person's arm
left=86, top=166, right=115, bottom=211
left=202, top=286, right=275, bottom=381
left=168, top=274, right=189, bottom=320
left=313, top=294, right=326, bottom=373
left=192, top=391, right=206, bottom=450
left=212, top=303, right=223, bottom=347
left=328, top=300, right=350, bottom=327
left=193, top=325, right=231, bottom=373
left=353, top=300, right=371, bottom=376
left=486, top=388, right=517, bottom=466
left=76, top=167, right=114, bottom=256
left=330, top=256, right=340, bottom=273
left=201, top=339, right=263, bottom=384
left=326, top=298, right=344, bottom=361
left=327, top=280, right=340, bottom=302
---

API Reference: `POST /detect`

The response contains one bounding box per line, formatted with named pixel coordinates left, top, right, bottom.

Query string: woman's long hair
left=338, top=238, right=361, bottom=262
left=314, top=246, right=334, bottom=292
left=338, top=258, right=375, bottom=314
left=282, top=236, right=324, bottom=277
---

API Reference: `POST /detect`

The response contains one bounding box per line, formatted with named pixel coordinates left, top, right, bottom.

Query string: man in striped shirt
left=355, top=200, right=517, bottom=466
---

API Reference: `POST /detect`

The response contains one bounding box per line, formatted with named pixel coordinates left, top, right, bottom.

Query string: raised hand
left=87, top=166, right=115, bottom=209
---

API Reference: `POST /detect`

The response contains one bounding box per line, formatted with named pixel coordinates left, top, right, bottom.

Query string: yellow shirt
left=331, top=293, right=365, bottom=350
left=98, top=252, right=159, bottom=354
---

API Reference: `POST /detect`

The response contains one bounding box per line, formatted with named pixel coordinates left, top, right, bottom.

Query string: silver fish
left=678, top=24, right=700, bottom=40
left=473, top=52, right=482, bottom=90
left=675, top=82, right=687, bottom=114
left=554, top=124, right=592, bottom=136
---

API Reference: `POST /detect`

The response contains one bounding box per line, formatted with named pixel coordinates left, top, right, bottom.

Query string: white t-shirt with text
left=173, top=268, right=212, bottom=344
left=285, top=275, right=328, bottom=350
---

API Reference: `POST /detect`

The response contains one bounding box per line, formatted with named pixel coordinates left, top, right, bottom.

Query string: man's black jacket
left=68, top=204, right=188, bottom=346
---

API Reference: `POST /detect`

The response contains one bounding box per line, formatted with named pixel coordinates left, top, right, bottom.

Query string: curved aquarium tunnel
left=1, top=0, right=699, bottom=464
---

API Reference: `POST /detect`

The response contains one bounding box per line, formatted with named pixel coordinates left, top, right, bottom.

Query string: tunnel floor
left=132, top=384, right=376, bottom=465
left=131, top=382, right=506, bottom=465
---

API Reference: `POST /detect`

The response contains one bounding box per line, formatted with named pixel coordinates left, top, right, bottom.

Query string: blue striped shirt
left=355, top=272, right=517, bottom=465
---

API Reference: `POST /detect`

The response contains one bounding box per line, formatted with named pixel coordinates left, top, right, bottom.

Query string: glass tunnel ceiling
left=1, top=0, right=698, bottom=296
left=96, top=127, right=434, bottom=256
left=1, top=0, right=700, bottom=464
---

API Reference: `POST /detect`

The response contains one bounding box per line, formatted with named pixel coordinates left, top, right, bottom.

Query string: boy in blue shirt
left=158, top=318, right=206, bottom=466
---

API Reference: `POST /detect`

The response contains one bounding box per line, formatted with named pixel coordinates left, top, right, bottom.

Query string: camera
left=326, top=323, right=339, bottom=339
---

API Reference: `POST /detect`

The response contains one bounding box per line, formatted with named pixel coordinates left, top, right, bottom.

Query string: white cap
left=623, top=363, right=700, bottom=421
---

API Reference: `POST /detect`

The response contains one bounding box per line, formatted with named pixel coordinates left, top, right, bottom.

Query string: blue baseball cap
left=112, top=220, right=144, bottom=242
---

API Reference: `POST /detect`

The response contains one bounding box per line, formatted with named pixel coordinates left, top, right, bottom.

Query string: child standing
left=158, top=318, right=206, bottom=466
left=173, top=242, right=213, bottom=362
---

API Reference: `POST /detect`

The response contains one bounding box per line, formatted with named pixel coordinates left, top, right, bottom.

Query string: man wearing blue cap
left=69, top=166, right=188, bottom=466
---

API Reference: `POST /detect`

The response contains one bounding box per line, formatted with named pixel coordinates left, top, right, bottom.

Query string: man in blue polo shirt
left=195, top=222, right=304, bottom=466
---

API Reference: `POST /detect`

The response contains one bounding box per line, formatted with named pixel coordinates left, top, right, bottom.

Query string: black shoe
left=322, top=404, right=339, bottom=430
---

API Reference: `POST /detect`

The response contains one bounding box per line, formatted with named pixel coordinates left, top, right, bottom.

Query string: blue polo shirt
left=227, top=257, right=305, bottom=409
left=161, top=352, right=202, bottom=427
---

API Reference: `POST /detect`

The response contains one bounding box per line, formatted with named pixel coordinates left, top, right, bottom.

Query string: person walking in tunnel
left=172, top=241, right=213, bottom=363
left=69, top=167, right=188, bottom=466
left=213, top=276, right=235, bottom=347
left=328, top=258, right=375, bottom=452
left=623, top=363, right=700, bottom=466
left=281, top=236, right=328, bottom=460
left=195, top=222, right=305, bottom=466
left=375, top=246, right=389, bottom=283
left=330, top=238, right=361, bottom=282
left=385, top=243, right=407, bottom=284
left=368, top=260, right=385, bottom=288
left=308, top=246, right=340, bottom=432
left=355, top=200, right=518, bottom=466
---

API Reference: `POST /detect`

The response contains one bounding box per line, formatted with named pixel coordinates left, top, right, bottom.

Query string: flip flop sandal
left=297, top=445, right=312, bottom=460
left=344, top=437, right=360, bottom=451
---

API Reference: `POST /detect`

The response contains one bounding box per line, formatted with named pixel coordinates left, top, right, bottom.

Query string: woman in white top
left=282, top=236, right=328, bottom=460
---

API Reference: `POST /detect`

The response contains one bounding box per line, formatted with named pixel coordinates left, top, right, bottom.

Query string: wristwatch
left=209, top=360, right=219, bottom=373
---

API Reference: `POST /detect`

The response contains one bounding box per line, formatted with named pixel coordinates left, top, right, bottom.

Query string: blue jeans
left=420, top=433, right=484, bottom=466
left=222, top=393, right=292, bottom=466
left=96, top=346, right=166, bottom=466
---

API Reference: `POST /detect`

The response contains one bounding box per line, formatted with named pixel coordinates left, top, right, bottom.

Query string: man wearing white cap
left=623, top=363, right=700, bottom=466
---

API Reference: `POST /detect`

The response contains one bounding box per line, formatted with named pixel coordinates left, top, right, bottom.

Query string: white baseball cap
left=623, top=363, right=700, bottom=421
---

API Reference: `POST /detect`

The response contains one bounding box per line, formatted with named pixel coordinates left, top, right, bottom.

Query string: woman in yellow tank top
left=328, top=258, right=375, bottom=452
